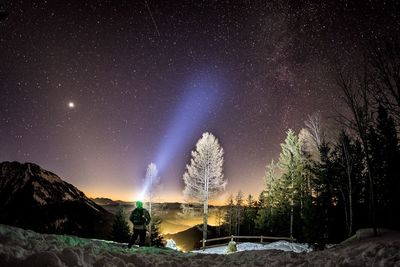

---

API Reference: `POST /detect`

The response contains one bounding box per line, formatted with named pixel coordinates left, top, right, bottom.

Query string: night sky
left=1, top=0, right=399, bottom=202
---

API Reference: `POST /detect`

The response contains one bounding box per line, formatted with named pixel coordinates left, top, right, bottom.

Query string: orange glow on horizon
left=84, top=189, right=234, bottom=205
left=82, top=185, right=261, bottom=205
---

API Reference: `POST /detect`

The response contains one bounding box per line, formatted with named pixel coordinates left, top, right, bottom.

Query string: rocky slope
left=0, top=161, right=114, bottom=239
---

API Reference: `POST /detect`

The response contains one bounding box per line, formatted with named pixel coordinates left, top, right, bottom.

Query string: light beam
left=154, top=73, right=222, bottom=171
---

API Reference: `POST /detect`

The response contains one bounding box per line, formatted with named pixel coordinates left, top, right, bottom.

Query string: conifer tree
left=369, top=105, right=400, bottom=228
left=255, top=191, right=269, bottom=234
left=278, top=129, right=307, bottom=240
left=242, top=194, right=257, bottom=235
left=111, top=206, right=131, bottom=243
left=223, top=194, right=235, bottom=236
left=235, top=190, right=244, bottom=235
left=149, top=216, right=165, bottom=247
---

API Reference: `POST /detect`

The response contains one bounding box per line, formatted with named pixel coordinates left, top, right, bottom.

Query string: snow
left=192, top=240, right=311, bottom=254
left=39, top=169, right=62, bottom=183
left=1, top=224, right=400, bottom=266
left=32, top=192, right=47, bottom=205
left=165, top=239, right=179, bottom=250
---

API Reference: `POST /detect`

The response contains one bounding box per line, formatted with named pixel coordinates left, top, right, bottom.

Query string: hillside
left=0, top=161, right=114, bottom=239
left=165, top=224, right=218, bottom=251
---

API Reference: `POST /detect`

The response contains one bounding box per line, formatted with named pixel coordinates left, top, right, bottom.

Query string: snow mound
left=192, top=240, right=311, bottom=254
left=1, top=224, right=399, bottom=267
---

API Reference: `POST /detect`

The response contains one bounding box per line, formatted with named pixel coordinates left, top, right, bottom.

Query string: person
left=128, top=200, right=151, bottom=248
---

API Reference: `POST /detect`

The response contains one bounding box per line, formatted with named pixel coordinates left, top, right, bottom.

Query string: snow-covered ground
left=192, top=240, right=311, bottom=254
left=1, top=224, right=400, bottom=266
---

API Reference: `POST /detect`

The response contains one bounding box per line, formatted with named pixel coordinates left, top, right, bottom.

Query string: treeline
left=219, top=40, right=400, bottom=245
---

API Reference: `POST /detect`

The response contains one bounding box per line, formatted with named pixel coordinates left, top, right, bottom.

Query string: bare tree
left=298, top=128, right=318, bottom=160
left=145, top=163, right=160, bottom=246
left=337, top=132, right=354, bottom=237
left=182, top=132, right=226, bottom=247
left=336, top=66, right=377, bottom=235
left=368, top=41, right=400, bottom=125
left=305, top=113, right=324, bottom=148
left=145, top=163, right=160, bottom=216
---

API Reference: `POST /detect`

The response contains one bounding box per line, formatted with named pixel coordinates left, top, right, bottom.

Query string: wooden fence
left=200, top=235, right=294, bottom=248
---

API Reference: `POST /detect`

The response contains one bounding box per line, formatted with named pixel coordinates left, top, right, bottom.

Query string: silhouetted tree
left=149, top=216, right=164, bottom=247
left=111, top=206, right=131, bottom=243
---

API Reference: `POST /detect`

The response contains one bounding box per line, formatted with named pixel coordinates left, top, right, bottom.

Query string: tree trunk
left=149, top=201, right=152, bottom=246
left=347, top=170, right=353, bottom=237
left=365, top=160, right=377, bottom=236
left=203, top=195, right=208, bottom=247
left=339, top=187, right=350, bottom=237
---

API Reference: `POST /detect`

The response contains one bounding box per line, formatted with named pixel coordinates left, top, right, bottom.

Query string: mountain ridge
left=0, top=161, right=114, bottom=239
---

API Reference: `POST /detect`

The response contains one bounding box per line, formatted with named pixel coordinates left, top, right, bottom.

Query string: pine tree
left=182, top=132, right=226, bottom=246
left=215, top=206, right=224, bottom=237
left=111, top=206, right=131, bottom=243
left=369, top=105, right=400, bottom=228
left=149, top=216, right=165, bottom=247
left=278, top=129, right=305, bottom=240
left=223, top=194, right=234, bottom=236
left=255, top=191, right=269, bottom=234
left=309, top=141, right=333, bottom=244
left=235, top=190, right=244, bottom=235
left=242, top=194, right=257, bottom=235
left=264, top=160, right=278, bottom=221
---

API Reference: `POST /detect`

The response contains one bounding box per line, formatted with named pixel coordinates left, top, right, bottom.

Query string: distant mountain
left=0, top=161, right=114, bottom=239
left=92, top=198, right=183, bottom=210
left=91, top=197, right=119, bottom=206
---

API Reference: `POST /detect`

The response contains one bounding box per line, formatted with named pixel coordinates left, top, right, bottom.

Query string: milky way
left=1, top=0, right=399, bottom=202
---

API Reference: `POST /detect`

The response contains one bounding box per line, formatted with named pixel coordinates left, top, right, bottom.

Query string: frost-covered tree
left=182, top=132, right=226, bottom=246
left=299, top=113, right=325, bottom=161
left=145, top=163, right=160, bottom=216
left=262, top=160, right=278, bottom=226
left=305, top=113, right=324, bottom=149
left=144, top=163, right=160, bottom=246
left=299, top=128, right=317, bottom=160
left=278, top=129, right=305, bottom=240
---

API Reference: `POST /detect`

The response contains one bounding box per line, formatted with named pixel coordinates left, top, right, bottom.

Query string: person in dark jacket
left=128, top=200, right=151, bottom=248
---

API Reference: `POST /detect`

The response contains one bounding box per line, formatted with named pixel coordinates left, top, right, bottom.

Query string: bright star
left=68, top=102, right=75, bottom=108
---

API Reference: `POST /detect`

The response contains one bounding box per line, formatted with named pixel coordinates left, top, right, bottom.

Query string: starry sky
left=1, top=0, right=399, bottom=203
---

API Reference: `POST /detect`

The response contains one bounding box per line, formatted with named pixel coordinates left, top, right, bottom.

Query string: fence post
left=231, top=235, right=234, bottom=242
left=260, top=236, right=263, bottom=243
left=202, top=239, right=206, bottom=249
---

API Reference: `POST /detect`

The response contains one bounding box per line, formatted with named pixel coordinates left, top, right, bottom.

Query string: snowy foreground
left=191, top=241, right=311, bottom=254
left=1, top=224, right=400, bottom=266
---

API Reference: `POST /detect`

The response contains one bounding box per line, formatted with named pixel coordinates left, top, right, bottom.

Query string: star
left=68, top=102, right=75, bottom=109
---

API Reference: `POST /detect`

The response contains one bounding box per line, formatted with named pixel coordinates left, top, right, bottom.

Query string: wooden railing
left=200, top=235, right=294, bottom=248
